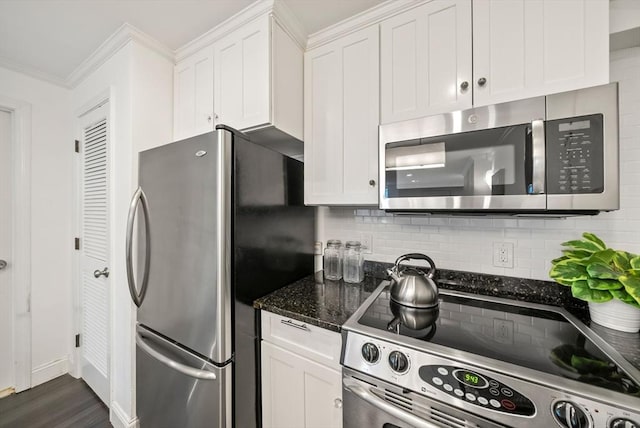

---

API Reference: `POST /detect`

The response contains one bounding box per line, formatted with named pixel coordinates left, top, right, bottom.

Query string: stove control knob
left=611, top=418, right=638, bottom=428
left=361, top=343, right=380, bottom=364
left=552, top=401, right=591, bottom=428
left=388, top=351, right=409, bottom=374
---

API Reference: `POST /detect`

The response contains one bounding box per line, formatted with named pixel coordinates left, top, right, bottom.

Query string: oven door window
left=384, top=124, right=533, bottom=199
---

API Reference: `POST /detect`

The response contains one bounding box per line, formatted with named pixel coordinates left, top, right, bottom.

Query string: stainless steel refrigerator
left=126, top=126, right=314, bottom=427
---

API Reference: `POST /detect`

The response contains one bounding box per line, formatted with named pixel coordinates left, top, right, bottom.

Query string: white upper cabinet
left=173, top=4, right=304, bottom=142
left=214, top=14, right=303, bottom=140
left=473, top=0, right=609, bottom=106
left=380, top=0, right=473, bottom=124
left=304, top=25, right=379, bottom=205
left=173, top=46, right=214, bottom=141
left=214, top=15, right=270, bottom=132
left=379, top=0, right=608, bottom=124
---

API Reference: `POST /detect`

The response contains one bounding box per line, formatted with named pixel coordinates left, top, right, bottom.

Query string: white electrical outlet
left=493, top=242, right=514, bottom=268
left=493, top=319, right=514, bottom=344
left=360, top=233, right=373, bottom=254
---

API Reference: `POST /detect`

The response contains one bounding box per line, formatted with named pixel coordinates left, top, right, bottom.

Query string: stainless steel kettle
left=386, top=253, right=438, bottom=308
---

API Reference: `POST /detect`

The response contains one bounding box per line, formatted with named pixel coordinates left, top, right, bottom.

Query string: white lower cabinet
left=261, top=311, right=342, bottom=428
left=261, top=342, right=342, bottom=428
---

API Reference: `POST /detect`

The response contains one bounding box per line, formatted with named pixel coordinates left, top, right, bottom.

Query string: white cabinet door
left=380, top=0, right=472, bottom=124
left=261, top=341, right=342, bottom=428
left=173, top=46, right=214, bottom=140
left=304, top=25, right=379, bottom=205
left=473, top=0, right=609, bottom=106
left=214, top=15, right=270, bottom=131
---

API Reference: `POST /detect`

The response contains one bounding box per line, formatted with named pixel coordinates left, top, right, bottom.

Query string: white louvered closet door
left=79, top=103, right=110, bottom=405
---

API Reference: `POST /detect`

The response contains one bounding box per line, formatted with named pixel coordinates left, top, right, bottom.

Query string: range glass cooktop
left=357, top=287, right=640, bottom=397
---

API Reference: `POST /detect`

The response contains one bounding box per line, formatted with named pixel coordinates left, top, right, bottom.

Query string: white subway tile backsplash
left=318, top=47, right=640, bottom=282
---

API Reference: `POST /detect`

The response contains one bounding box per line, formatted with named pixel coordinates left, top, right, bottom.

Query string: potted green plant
left=549, top=232, right=640, bottom=333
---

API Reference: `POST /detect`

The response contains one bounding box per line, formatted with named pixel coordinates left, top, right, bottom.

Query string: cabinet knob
left=334, top=398, right=343, bottom=408
left=460, top=81, right=469, bottom=91
left=477, top=77, right=487, bottom=87
left=207, top=115, right=212, bottom=123
left=369, top=179, right=376, bottom=187
left=214, top=113, right=219, bottom=120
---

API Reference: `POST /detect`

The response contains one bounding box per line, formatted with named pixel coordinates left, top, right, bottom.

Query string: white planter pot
left=589, top=300, right=640, bottom=333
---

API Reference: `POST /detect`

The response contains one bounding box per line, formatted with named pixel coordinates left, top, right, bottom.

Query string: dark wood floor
left=0, top=375, right=111, bottom=428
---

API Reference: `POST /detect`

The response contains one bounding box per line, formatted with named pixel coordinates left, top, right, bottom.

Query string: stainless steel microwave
left=379, top=83, right=619, bottom=215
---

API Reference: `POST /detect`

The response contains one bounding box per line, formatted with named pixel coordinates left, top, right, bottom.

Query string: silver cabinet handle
left=136, top=330, right=216, bottom=380
left=207, top=115, right=212, bottom=123
left=530, top=119, right=546, bottom=194
left=343, top=378, right=440, bottom=428
left=0, top=260, right=6, bottom=270
left=334, top=398, right=342, bottom=408
left=94, top=267, right=109, bottom=278
left=460, top=81, right=469, bottom=90
left=126, top=186, right=151, bottom=307
left=477, top=77, right=487, bottom=86
left=280, top=319, right=310, bottom=331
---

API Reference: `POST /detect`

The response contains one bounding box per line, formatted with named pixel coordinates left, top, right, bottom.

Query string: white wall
left=319, top=47, right=640, bottom=282
left=0, top=66, right=73, bottom=386
left=71, top=38, right=173, bottom=428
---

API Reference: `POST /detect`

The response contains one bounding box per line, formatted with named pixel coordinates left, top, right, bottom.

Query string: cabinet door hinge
left=75, top=334, right=81, bottom=348
left=74, top=238, right=80, bottom=250
left=74, top=139, right=79, bottom=153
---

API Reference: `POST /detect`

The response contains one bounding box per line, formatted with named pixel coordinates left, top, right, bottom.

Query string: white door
left=0, top=109, right=13, bottom=397
left=78, top=103, right=110, bottom=405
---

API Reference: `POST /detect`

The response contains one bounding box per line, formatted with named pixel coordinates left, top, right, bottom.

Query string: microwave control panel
left=546, top=114, right=604, bottom=194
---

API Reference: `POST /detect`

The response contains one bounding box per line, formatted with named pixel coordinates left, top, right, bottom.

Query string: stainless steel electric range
left=341, top=282, right=640, bottom=428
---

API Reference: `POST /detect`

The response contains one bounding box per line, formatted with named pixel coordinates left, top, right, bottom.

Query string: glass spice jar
left=323, top=240, right=343, bottom=280
left=343, top=241, right=364, bottom=283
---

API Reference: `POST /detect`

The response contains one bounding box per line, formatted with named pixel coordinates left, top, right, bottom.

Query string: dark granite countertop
left=254, top=272, right=380, bottom=332
left=254, top=261, right=640, bottom=371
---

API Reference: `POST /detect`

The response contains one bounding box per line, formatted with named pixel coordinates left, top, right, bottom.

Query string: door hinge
left=74, top=139, right=79, bottom=153
left=75, top=334, right=81, bottom=348
left=74, top=238, right=80, bottom=250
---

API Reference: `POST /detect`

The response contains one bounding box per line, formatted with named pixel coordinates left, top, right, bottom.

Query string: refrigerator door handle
left=136, top=328, right=217, bottom=381
left=126, top=186, right=151, bottom=307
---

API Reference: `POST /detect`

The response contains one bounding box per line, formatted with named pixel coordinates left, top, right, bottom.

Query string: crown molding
left=66, top=23, right=175, bottom=88
left=306, top=0, right=429, bottom=50
left=272, top=0, right=308, bottom=49
left=0, top=56, right=69, bottom=88
left=175, top=0, right=274, bottom=62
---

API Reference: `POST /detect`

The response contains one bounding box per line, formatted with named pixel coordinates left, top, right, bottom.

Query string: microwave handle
left=530, top=119, right=546, bottom=194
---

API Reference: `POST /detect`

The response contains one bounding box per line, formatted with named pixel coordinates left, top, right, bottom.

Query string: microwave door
left=381, top=123, right=547, bottom=211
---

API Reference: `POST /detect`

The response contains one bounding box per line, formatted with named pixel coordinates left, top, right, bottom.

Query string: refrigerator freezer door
left=136, top=325, right=232, bottom=428
left=137, top=129, right=232, bottom=363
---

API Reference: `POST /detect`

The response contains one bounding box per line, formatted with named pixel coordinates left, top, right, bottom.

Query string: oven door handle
left=343, top=378, right=441, bottom=428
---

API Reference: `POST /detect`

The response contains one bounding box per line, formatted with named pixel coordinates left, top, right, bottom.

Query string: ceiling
left=0, top=0, right=383, bottom=87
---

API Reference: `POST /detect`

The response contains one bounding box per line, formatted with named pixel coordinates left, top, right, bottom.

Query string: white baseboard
left=0, top=387, right=15, bottom=398
left=31, top=357, right=69, bottom=387
left=111, top=401, right=139, bottom=428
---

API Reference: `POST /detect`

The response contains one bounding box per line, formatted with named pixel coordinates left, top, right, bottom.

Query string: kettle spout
left=386, top=268, right=401, bottom=284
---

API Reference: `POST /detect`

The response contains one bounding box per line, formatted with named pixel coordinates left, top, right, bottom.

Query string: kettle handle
left=394, top=253, right=436, bottom=279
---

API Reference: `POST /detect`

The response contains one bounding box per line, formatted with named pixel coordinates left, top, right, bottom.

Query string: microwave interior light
left=385, top=142, right=446, bottom=170
left=386, top=163, right=446, bottom=171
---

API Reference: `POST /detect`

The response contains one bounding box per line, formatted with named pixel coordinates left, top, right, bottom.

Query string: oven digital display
left=453, top=369, right=488, bottom=388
